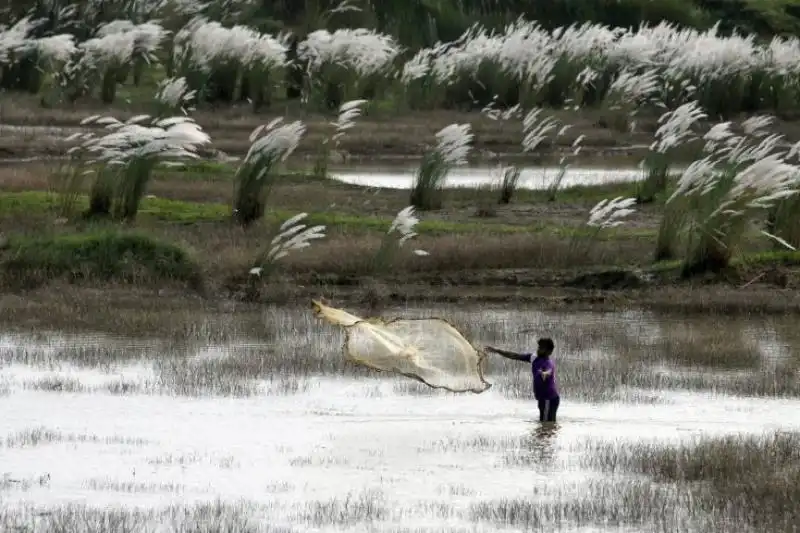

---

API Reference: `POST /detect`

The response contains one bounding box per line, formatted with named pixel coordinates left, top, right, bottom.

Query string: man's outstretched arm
left=485, top=346, right=532, bottom=362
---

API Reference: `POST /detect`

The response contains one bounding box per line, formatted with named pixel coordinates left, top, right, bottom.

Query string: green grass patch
left=0, top=230, right=204, bottom=290
left=507, top=180, right=643, bottom=205
left=0, top=191, right=652, bottom=239
left=650, top=250, right=800, bottom=275
left=734, top=249, right=800, bottom=267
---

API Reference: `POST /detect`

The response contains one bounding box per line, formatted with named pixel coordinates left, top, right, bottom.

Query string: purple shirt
left=529, top=355, right=558, bottom=400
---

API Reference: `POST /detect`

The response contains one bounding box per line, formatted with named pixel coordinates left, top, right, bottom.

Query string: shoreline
left=1, top=266, right=799, bottom=339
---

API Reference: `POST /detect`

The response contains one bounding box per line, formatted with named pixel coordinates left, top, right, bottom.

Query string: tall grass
left=232, top=118, right=306, bottom=227
left=568, top=196, right=637, bottom=261
left=76, top=113, right=210, bottom=221
left=546, top=134, right=584, bottom=202
left=247, top=212, right=326, bottom=300
left=602, top=68, right=661, bottom=132
left=172, top=18, right=290, bottom=108
left=6, top=10, right=800, bottom=115
left=153, top=76, right=196, bottom=117
left=312, top=98, right=367, bottom=179
left=638, top=101, right=706, bottom=204
left=658, top=114, right=799, bottom=275
left=48, top=132, right=95, bottom=218
left=372, top=206, right=429, bottom=274
left=298, top=28, right=400, bottom=110
left=410, top=123, right=473, bottom=210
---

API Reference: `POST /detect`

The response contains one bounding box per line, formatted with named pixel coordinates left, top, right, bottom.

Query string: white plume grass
left=313, top=99, right=368, bottom=178
left=410, top=124, right=473, bottom=210
left=588, top=197, right=637, bottom=229
left=639, top=100, right=707, bottom=203
left=76, top=113, right=210, bottom=220
left=172, top=18, right=289, bottom=108
left=298, top=28, right=400, bottom=109
left=250, top=212, right=327, bottom=278
left=373, top=206, right=429, bottom=273
left=154, top=76, right=196, bottom=116
left=655, top=115, right=800, bottom=273
left=233, top=118, right=306, bottom=226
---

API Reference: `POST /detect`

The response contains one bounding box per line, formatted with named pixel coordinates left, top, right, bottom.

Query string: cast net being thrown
left=312, top=300, right=491, bottom=394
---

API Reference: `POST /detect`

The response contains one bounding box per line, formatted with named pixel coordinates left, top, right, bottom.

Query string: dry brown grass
left=6, top=93, right=800, bottom=163
left=584, top=432, right=800, bottom=532
left=622, top=323, right=766, bottom=370
left=0, top=93, right=656, bottom=158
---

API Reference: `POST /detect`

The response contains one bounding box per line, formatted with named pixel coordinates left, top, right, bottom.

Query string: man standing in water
left=485, top=338, right=560, bottom=422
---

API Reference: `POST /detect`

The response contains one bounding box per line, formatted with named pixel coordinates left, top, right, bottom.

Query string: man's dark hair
left=537, top=337, right=554, bottom=353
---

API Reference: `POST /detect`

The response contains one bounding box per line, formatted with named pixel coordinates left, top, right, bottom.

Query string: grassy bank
left=0, top=157, right=799, bottom=314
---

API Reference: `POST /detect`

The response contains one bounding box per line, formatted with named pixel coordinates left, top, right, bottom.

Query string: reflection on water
left=531, top=422, right=561, bottom=468
left=1, top=307, right=799, bottom=531
left=329, top=165, right=644, bottom=190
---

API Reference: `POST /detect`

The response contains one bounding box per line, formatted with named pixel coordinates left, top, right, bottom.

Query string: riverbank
left=0, top=158, right=799, bottom=328
left=5, top=93, right=800, bottom=161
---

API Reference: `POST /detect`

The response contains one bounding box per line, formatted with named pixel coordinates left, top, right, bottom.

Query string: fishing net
left=312, top=300, right=491, bottom=393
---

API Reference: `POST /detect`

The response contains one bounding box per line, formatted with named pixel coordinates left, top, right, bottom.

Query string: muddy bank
left=0, top=101, right=658, bottom=160
left=5, top=98, right=800, bottom=161
left=234, top=265, right=800, bottom=314
left=1, top=266, right=798, bottom=337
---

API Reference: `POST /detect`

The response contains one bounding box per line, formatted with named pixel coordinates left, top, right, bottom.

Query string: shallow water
left=327, top=165, right=643, bottom=190
left=1, top=306, right=799, bottom=532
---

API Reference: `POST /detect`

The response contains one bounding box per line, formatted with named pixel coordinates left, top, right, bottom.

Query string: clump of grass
left=498, top=166, right=523, bottom=204
left=410, top=123, right=473, bottom=210
left=48, top=133, right=94, bottom=218
left=0, top=230, right=203, bottom=291
left=1, top=501, right=263, bottom=533
left=77, top=113, right=211, bottom=222
left=546, top=134, right=584, bottom=202
left=249, top=213, right=326, bottom=276
left=233, top=118, right=306, bottom=227
left=660, top=114, right=798, bottom=275
left=372, top=206, right=429, bottom=273
left=638, top=101, right=706, bottom=204
left=172, top=18, right=289, bottom=109
left=312, top=99, right=367, bottom=179
left=518, top=108, right=561, bottom=203
left=246, top=212, right=326, bottom=300
left=470, top=480, right=678, bottom=529
left=298, top=28, right=400, bottom=110
left=603, top=68, right=661, bottom=132
left=153, top=76, right=197, bottom=117
left=480, top=100, right=525, bottom=205
left=301, top=489, right=388, bottom=526
left=580, top=196, right=637, bottom=260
